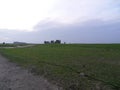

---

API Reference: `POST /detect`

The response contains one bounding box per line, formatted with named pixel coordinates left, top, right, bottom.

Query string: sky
left=0, top=0, right=120, bottom=43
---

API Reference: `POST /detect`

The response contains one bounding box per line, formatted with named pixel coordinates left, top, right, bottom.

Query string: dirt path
left=0, top=55, right=60, bottom=90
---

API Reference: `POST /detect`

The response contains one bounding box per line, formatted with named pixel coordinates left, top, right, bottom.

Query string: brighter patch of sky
left=0, top=0, right=119, bottom=31
left=0, top=0, right=56, bottom=31
left=50, top=0, right=120, bottom=23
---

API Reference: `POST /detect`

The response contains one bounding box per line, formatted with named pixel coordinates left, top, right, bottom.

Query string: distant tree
left=44, top=41, right=46, bottom=44
left=51, top=40, right=54, bottom=44
left=44, top=41, right=50, bottom=44
left=64, top=42, right=66, bottom=44
left=3, top=42, right=5, bottom=45
left=55, top=40, right=61, bottom=44
left=44, top=40, right=61, bottom=44
left=44, top=41, right=47, bottom=44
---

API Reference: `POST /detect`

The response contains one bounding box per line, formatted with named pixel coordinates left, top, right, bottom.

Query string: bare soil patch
left=0, top=55, right=59, bottom=90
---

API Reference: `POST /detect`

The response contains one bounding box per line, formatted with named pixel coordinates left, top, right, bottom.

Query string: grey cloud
left=34, top=19, right=120, bottom=43
left=0, top=19, right=120, bottom=44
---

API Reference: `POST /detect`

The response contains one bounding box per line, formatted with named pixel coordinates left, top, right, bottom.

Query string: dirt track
left=0, top=55, right=59, bottom=90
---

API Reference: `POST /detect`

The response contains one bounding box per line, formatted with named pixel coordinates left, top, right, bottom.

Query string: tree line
left=44, top=40, right=61, bottom=44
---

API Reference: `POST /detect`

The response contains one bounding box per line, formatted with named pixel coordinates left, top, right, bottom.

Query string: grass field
left=0, top=44, right=16, bottom=47
left=0, top=44, right=120, bottom=90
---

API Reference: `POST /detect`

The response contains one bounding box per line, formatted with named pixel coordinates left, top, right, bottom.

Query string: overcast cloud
left=0, top=0, right=120, bottom=43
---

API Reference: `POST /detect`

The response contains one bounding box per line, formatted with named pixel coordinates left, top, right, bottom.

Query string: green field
left=0, top=44, right=16, bottom=47
left=0, top=44, right=120, bottom=90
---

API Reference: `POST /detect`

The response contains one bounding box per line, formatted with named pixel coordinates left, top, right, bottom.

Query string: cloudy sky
left=0, top=0, right=120, bottom=43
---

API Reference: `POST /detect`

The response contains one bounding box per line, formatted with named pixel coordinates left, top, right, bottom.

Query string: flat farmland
left=0, top=44, right=120, bottom=90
